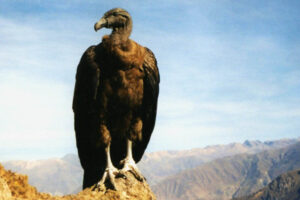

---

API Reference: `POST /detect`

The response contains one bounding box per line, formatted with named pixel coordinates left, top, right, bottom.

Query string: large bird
left=72, top=8, right=159, bottom=190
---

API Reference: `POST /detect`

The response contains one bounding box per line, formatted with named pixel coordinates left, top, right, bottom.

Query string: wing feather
left=133, top=47, right=160, bottom=162
left=73, top=45, right=106, bottom=188
left=73, top=46, right=100, bottom=114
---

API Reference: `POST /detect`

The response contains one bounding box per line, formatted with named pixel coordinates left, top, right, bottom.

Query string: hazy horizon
left=1, top=0, right=300, bottom=161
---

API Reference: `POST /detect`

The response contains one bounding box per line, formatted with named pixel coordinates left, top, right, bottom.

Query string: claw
left=94, top=143, right=121, bottom=192
left=118, top=139, right=145, bottom=182
left=119, top=158, right=145, bottom=182
left=94, top=167, right=120, bottom=191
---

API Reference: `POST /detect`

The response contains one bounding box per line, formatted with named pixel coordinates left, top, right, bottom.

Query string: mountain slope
left=2, top=138, right=298, bottom=195
left=139, top=138, right=298, bottom=185
left=235, top=169, right=300, bottom=200
left=3, top=154, right=83, bottom=195
left=153, top=142, right=300, bottom=200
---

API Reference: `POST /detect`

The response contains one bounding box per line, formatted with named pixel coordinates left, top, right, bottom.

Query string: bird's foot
left=120, top=158, right=145, bottom=182
left=94, top=166, right=120, bottom=191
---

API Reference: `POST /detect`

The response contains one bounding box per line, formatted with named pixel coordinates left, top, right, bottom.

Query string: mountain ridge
left=234, top=169, right=300, bottom=200
left=2, top=138, right=299, bottom=195
left=153, top=141, right=300, bottom=200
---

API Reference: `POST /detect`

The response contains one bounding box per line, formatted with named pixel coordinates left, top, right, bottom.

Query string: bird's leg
left=96, top=143, right=119, bottom=191
left=119, top=139, right=144, bottom=181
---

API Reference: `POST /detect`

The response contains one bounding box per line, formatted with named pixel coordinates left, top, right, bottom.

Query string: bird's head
left=94, top=8, right=132, bottom=36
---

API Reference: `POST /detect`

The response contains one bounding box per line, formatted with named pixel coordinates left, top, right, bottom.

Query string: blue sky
left=0, top=0, right=300, bottom=161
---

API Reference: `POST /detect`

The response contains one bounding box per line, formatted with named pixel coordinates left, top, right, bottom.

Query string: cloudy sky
left=0, top=0, right=300, bottom=161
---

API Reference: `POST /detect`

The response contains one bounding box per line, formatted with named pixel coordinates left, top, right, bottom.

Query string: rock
left=0, top=163, right=156, bottom=200
left=81, top=171, right=156, bottom=200
left=0, top=176, right=12, bottom=200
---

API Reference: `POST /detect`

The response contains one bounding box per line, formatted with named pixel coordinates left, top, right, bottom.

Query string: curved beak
left=94, top=17, right=107, bottom=32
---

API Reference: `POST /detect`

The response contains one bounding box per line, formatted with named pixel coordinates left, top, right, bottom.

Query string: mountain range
left=139, top=138, right=298, bottom=185
left=2, top=138, right=300, bottom=198
left=153, top=140, right=300, bottom=200
left=3, top=154, right=83, bottom=195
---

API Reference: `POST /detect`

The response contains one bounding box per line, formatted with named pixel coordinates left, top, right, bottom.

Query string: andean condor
left=72, top=8, right=160, bottom=189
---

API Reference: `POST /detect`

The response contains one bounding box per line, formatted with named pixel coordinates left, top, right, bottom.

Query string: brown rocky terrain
left=0, top=164, right=156, bottom=200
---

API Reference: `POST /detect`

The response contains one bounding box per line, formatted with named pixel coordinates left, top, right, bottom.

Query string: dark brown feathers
left=73, top=35, right=159, bottom=188
left=133, top=47, right=160, bottom=162
left=73, top=8, right=159, bottom=189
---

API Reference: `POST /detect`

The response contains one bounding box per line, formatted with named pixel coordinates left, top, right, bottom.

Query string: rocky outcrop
left=0, top=176, right=12, bottom=200
left=0, top=164, right=156, bottom=200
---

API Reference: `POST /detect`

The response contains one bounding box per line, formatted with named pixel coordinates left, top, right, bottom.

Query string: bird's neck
left=110, top=25, right=132, bottom=46
left=101, top=34, right=146, bottom=68
left=101, top=20, right=145, bottom=68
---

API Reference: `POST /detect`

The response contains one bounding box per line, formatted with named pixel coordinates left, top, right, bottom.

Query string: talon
left=94, top=162, right=120, bottom=190
left=120, top=162, right=145, bottom=182
left=94, top=144, right=121, bottom=191
left=119, top=140, right=145, bottom=182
